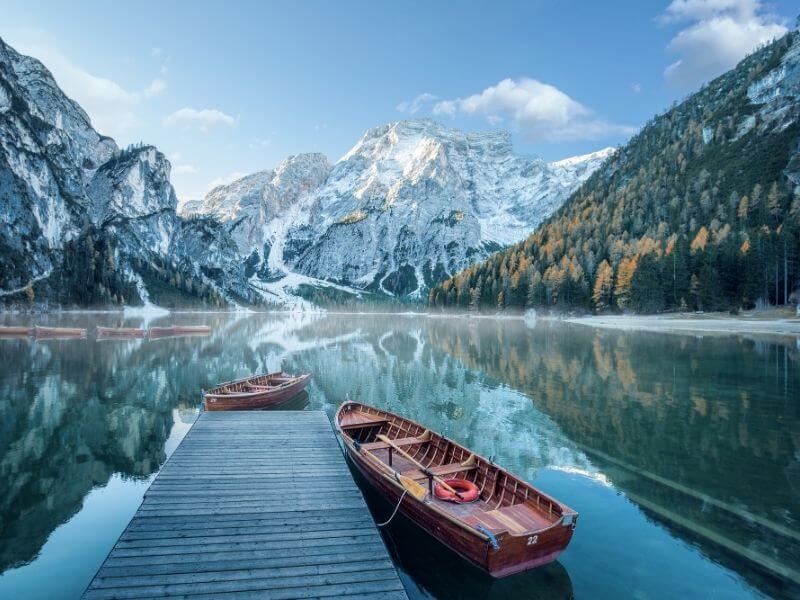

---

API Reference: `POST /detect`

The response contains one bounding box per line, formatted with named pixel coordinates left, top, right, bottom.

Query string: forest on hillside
left=428, top=32, right=800, bottom=314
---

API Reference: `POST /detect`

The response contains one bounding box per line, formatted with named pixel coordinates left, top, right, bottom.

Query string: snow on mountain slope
left=186, top=119, right=614, bottom=297
left=0, top=33, right=612, bottom=308
left=0, top=35, right=255, bottom=307
left=186, top=153, right=331, bottom=280
left=0, top=36, right=117, bottom=289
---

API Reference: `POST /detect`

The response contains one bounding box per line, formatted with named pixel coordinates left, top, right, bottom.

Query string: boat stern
left=486, top=512, right=578, bottom=578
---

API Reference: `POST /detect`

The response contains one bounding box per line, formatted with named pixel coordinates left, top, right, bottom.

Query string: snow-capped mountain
left=0, top=36, right=255, bottom=307
left=0, top=33, right=611, bottom=308
left=186, top=119, right=613, bottom=296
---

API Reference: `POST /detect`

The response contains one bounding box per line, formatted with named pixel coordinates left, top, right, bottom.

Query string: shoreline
left=565, top=313, right=800, bottom=337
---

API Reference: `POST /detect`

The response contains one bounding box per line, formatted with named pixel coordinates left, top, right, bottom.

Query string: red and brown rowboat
left=203, top=372, right=311, bottom=411
left=148, top=325, right=211, bottom=339
left=0, top=326, right=33, bottom=337
left=34, top=326, right=87, bottom=339
left=335, top=401, right=578, bottom=578
left=96, top=326, right=145, bottom=338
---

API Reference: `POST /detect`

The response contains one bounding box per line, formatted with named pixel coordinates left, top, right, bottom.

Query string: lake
left=0, top=313, right=797, bottom=599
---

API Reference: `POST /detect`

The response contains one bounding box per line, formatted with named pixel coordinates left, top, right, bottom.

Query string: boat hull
left=96, top=327, right=145, bottom=338
left=0, top=326, right=33, bottom=337
left=34, top=326, right=86, bottom=339
left=204, top=374, right=311, bottom=411
left=343, top=440, right=573, bottom=577
left=335, top=402, right=577, bottom=578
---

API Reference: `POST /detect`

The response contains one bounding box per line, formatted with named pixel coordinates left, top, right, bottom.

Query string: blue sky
left=2, top=0, right=796, bottom=200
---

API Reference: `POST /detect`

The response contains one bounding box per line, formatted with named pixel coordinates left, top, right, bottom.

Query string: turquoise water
left=0, top=313, right=797, bottom=599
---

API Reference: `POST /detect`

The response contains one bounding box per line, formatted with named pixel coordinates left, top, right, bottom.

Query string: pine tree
left=469, top=285, right=481, bottom=312
left=690, top=274, right=701, bottom=310
left=592, top=260, right=614, bottom=312
left=631, top=252, right=664, bottom=312
left=614, top=257, right=637, bottom=310
left=767, top=181, right=782, bottom=226
left=738, top=195, right=750, bottom=222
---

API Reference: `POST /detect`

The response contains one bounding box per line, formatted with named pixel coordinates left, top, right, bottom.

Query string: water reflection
left=0, top=312, right=797, bottom=599
left=419, top=317, right=800, bottom=598
left=356, top=471, right=574, bottom=600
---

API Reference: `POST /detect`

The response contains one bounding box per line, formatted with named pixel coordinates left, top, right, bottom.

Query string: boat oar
left=376, top=434, right=465, bottom=500
left=393, top=473, right=428, bottom=501
left=353, top=440, right=427, bottom=500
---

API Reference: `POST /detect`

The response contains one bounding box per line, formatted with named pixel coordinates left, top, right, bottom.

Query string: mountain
left=0, top=37, right=257, bottom=309
left=0, top=34, right=610, bottom=310
left=184, top=120, right=613, bottom=297
left=429, top=28, right=800, bottom=313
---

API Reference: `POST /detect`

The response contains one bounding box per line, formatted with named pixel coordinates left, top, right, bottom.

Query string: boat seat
left=360, top=435, right=425, bottom=451
left=484, top=508, right=529, bottom=534
left=339, top=411, right=390, bottom=430
left=403, top=461, right=478, bottom=480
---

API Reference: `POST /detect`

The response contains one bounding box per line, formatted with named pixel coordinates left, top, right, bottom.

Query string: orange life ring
left=434, top=478, right=480, bottom=503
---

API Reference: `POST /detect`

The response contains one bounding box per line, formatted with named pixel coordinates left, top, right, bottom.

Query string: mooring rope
left=376, top=489, right=408, bottom=527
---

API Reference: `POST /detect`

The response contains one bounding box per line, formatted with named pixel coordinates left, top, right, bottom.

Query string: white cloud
left=432, top=78, right=635, bottom=141
left=205, top=171, right=248, bottom=192
left=144, top=77, right=166, bottom=98
left=632, top=82, right=642, bottom=93
left=661, top=0, right=787, bottom=88
left=396, top=93, right=438, bottom=114
left=163, top=108, right=236, bottom=132
left=172, top=164, right=198, bottom=175
left=150, top=46, right=162, bottom=57
left=661, top=0, right=756, bottom=22
left=4, top=31, right=168, bottom=139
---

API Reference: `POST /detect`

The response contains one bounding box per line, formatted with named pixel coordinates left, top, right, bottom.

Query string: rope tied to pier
left=376, top=488, right=409, bottom=527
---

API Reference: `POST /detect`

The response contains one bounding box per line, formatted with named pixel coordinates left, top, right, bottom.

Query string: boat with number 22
left=335, top=401, right=578, bottom=578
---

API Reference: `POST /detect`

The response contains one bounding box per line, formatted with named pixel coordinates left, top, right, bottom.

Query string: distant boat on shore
left=34, top=326, right=87, bottom=339
left=0, top=326, right=33, bottom=337
left=96, top=326, right=145, bottom=339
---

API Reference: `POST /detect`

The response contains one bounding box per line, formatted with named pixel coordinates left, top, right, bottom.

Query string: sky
left=1, top=0, right=797, bottom=201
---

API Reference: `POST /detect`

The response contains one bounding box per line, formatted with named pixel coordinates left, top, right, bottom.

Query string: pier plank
left=83, top=411, right=407, bottom=599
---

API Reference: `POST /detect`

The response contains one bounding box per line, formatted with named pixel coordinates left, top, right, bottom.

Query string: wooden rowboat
left=148, top=325, right=211, bottom=339
left=335, top=401, right=578, bottom=578
left=0, top=326, right=33, bottom=337
left=34, top=326, right=87, bottom=338
left=96, top=326, right=145, bottom=338
left=203, top=372, right=311, bottom=411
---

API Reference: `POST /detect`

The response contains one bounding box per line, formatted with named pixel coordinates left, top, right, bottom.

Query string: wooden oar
left=376, top=434, right=464, bottom=499
left=353, top=441, right=428, bottom=500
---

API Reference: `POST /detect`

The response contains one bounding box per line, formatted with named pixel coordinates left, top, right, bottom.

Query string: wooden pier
left=83, top=411, right=408, bottom=599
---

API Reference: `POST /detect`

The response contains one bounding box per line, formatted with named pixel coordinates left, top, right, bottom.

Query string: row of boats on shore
left=203, top=369, right=578, bottom=578
left=0, top=325, right=211, bottom=340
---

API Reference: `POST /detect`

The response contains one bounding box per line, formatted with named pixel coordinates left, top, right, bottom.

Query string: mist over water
left=0, top=313, right=797, bottom=599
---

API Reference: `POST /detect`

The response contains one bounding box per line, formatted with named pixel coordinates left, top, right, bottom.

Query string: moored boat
left=34, top=326, right=87, bottom=339
left=0, top=326, right=33, bottom=337
left=203, top=372, right=311, bottom=411
left=148, top=325, right=211, bottom=338
left=96, top=326, right=145, bottom=338
left=335, top=401, right=578, bottom=578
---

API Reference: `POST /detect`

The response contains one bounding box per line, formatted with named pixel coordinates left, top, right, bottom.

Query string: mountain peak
left=341, top=119, right=513, bottom=164
left=549, top=147, right=615, bottom=169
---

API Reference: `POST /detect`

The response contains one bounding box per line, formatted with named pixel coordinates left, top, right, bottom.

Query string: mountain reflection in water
left=0, top=312, right=797, bottom=599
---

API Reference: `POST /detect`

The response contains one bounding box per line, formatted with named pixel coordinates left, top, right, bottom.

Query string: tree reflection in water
left=0, top=313, right=797, bottom=599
